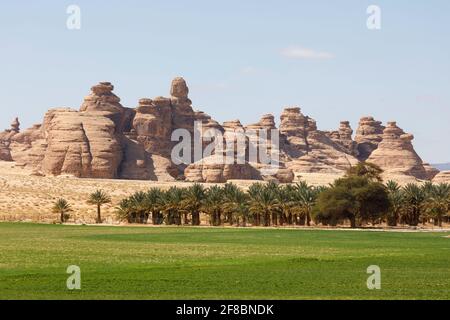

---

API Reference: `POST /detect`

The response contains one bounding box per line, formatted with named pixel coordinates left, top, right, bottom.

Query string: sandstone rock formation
left=355, top=116, right=385, bottom=161
left=0, top=140, right=12, bottom=161
left=10, top=117, right=20, bottom=133
left=279, top=107, right=359, bottom=177
left=422, top=163, right=440, bottom=180
left=41, top=108, right=123, bottom=178
left=367, top=122, right=429, bottom=179
left=325, top=121, right=359, bottom=157
left=0, top=78, right=438, bottom=183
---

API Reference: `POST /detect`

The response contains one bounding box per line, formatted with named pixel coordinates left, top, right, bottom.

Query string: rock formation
left=367, top=122, right=429, bottom=179
left=422, top=163, right=440, bottom=180
left=355, top=116, right=385, bottom=161
left=0, top=140, right=12, bottom=161
left=0, top=78, right=438, bottom=183
left=325, top=121, right=359, bottom=157
left=279, top=107, right=359, bottom=176
left=10, top=117, right=20, bottom=133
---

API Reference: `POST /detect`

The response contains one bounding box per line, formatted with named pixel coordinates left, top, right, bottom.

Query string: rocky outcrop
left=185, top=154, right=255, bottom=183
left=279, top=107, right=359, bottom=176
left=133, top=98, right=173, bottom=155
left=422, top=163, right=440, bottom=180
left=0, top=140, right=12, bottom=161
left=326, top=121, right=358, bottom=157
left=41, top=108, right=123, bottom=178
left=37, top=82, right=131, bottom=178
left=367, top=122, right=428, bottom=179
left=10, top=117, right=20, bottom=133
left=355, top=116, right=385, bottom=161
left=2, top=78, right=436, bottom=183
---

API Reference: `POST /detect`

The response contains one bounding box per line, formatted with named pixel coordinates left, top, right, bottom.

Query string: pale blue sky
left=0, top=1, right=449, bottom=162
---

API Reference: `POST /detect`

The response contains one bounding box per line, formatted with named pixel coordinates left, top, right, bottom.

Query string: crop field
left=0, top=223, right=449, bottom=300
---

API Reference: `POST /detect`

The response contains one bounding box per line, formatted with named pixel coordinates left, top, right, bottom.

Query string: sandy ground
left=0, top=161, right=196, bottom=223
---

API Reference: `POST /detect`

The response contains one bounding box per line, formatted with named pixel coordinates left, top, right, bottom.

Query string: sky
left=0, top=1, right=449, bottom=163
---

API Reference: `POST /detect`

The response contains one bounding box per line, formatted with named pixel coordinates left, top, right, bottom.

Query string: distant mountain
left=432, top=163, right=450, bottom=171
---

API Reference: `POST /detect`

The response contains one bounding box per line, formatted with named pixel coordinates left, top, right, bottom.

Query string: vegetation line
left=53, top=162, right=449, bottom=229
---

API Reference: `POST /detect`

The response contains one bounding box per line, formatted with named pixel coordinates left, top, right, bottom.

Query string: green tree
left=313, top=176, right=389, bottom=228
left=249, top=184, right=279, bottom=227
left=247, top=183, right=264, bottom=226
left=146, top=188, right=164, bottom=225
left=87, top=190, right=111, bottom=224
left=160, top=187, right=185, bottom=225
left=291, top=181, right=320, bottom=226
left=52, top=198, right=72, bottom=223
left=424, top=183, right=450, bottom=227
left=385, top=180, right=404, bottom=226
left=223, top=184, right=250, bottom=226
left=202, top=186, right=224, bottom=226
left=182, top=184, right=206, bottom=226
left=128, top=191, right=150, bottom=223
left=275, top=185, right=295, bottom=225
left=346, top=161, right=383, bottom=182
left=115, top=198, right=132, bottom=222
left=402, top=184, right=426, bottom=226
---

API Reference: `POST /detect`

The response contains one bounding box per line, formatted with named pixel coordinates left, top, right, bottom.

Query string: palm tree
left=182, top=184, right=206, bottom=226
left=247, top=183, right=264, bottom=226
left=249, top=184, right=279, bottom=227
left=202, top=186, right=224, bottom=226
left=424, top=183, right=450, bottom=227
left=87, top=190, right=111, bottom=224
left=115, top=198, right=134, bottom=223
left=402, top=184, right=425, bottom=226
left=128, top=191, right=149, bottom=223
left=223, top=183, right=241, bottom=225
left=146, top=188, right=164, bottom=225
left=223, top=184, right=249, bottom=226
left=385, top=180, right=403, bottom=226
left=160, top=187, right=185, bottom=225
left=275, top=185, right=295, bottom=225
left=292, top=181, right=319, bottom=226
left=52, top=198, right=72, bottom=223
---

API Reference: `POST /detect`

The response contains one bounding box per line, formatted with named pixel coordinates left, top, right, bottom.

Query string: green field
left=0, top=223, right=449, bottom=300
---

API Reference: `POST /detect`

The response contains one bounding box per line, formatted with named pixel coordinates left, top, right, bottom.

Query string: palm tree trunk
left=96, top=204, right=101, bottom=224
left=217, top=211, right=221, bottom=226
left=60, top=211, right=64, bottom=224
left=264, top=211, right=270, bottom=227
left=192, top=211, right=200, bottom=226
left=350, top=216, right=356, bottom=228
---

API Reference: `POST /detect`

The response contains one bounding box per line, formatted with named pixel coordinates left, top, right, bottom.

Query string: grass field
left=0, top=223, right=449, bottom=300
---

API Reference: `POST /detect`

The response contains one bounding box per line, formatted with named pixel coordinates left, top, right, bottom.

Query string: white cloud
left=281, top=46, right=335, bottom=60
left=240, top=66, right=258, bottom=75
